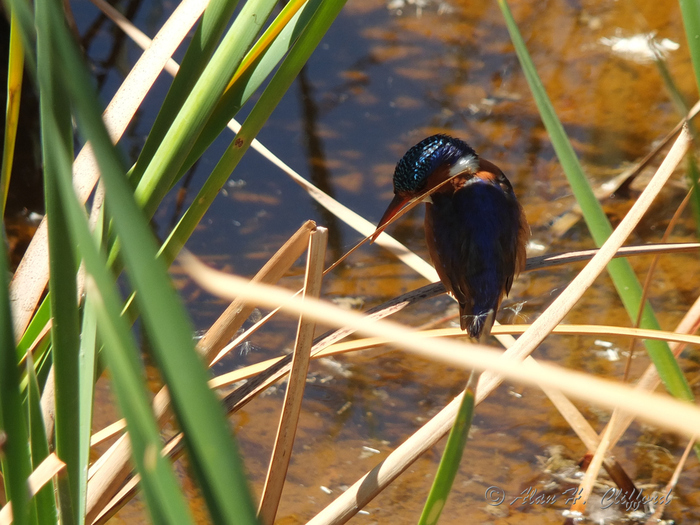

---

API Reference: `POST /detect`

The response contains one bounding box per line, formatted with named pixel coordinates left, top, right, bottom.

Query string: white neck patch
left=448, top=154, right=479, bottom=177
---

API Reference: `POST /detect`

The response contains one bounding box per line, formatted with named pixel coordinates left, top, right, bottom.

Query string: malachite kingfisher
left=373, top=134, right=529, bottom=339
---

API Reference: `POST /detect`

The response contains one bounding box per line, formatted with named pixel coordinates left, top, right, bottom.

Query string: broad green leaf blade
left=0, top=198, right=33, bottom=525
left=36, top=0, right=80, bottom=520
left=418, top=377, right=476, bottom=525
left=497, top=0, right=694, bottom=403
left=161, top=0, right=346, bottom=264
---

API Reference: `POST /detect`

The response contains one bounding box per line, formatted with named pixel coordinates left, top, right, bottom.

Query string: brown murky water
left=7, top=0, right=700, bottom=522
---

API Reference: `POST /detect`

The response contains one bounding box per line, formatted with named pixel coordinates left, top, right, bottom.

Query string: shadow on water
left=298, top=64, right=345, bottom=262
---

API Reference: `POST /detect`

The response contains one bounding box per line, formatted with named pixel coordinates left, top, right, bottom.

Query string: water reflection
left=297, top=65, right=345, bottom=261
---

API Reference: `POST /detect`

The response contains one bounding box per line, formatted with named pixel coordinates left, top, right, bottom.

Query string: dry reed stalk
left=88, top=321, right=700, bottom=449
left=85, top=221, right=316, bottom=522
left=178, top=255, right=700, bottom=434
left=523, top=242, right=700, bottom=270
left=644, top=436, right=695, bottom=524
left=0, top=454, right=66, bottom=524
left=258, top=227, right=328, bottom=524
left=199, top=220, right=317, bottom=364
left=528, top=362, right=630, bottom=474
left=571, top=413, right=618, bottom=513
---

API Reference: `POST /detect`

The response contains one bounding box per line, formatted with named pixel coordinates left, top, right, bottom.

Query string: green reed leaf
left=418, top=375, right=477, bottom=525
left=0, top=213, right=34, bottom=525
left=497, top=0, right=694, bottom=402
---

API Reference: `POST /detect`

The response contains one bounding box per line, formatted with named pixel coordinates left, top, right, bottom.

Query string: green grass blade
left=42, top=101, right=195, bottom=525
left=679, top=0, right=700, bottom=94
left=0, top=205, right=33, bottom=525
left=1, top=11, right=24, bottom=217
left=25, top=352, right=58, bottom=525
left=685, top=156, right=700, bottom=228
left=36, top=0, right=80, bottom=520
left=418, top=375, right=476, bottom=525
left=651, top=48, right=700, bottom=233
left=76, top=296, right=98, bottom=523
left=497, top=0, right=694, bottom=403
left=161, top=0, right=345, bottom=264
left=130, top=0, right=240, bottom=187
left=179, top=0, right=322, bottom=177
left=133, top=0, right=278, bottom=219
left=47, top=7, right=259, bottom=522
left=17, top=295, right=50, bottom=359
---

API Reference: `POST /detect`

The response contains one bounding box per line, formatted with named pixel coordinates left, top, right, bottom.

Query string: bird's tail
left=460, top=307, right=496, bottom=341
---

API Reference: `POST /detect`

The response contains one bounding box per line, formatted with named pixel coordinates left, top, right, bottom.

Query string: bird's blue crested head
left=393, top=134, right=477, bottom=195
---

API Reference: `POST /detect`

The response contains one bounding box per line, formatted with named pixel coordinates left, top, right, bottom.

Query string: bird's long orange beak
left=370, top=193, right=411, bottom=243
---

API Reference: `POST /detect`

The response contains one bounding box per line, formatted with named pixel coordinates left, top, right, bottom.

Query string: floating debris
left=599, top=32, right=679, bottom=64
left=387, top=0, right=454, bottom=17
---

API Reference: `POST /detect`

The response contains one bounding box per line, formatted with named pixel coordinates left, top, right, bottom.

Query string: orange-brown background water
left=6, top=0, right=700, bottom=522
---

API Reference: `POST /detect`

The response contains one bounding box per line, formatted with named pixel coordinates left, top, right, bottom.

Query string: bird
left=372, top=134, right=529, bottom=340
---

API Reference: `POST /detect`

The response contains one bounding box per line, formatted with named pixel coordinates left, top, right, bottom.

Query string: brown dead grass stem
left=0, top=454, right=66, bottom=525
left=258, top=227, right=328, bottom=524
left=85, top=221, right=316, bottom=523
left=644, top=436, right=696, bottom=524
left=87, top=321, right=700, bottom=450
